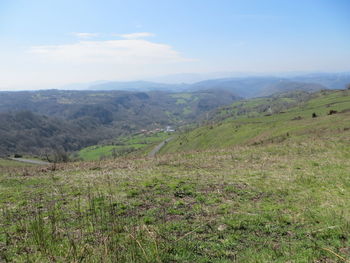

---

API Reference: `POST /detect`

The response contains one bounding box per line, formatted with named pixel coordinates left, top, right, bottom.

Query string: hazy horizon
left=1, top=70, right=350, bottom=91
left=1, top=0, right=349, bottom=90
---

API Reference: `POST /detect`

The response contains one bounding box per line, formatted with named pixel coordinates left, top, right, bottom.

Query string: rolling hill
left=189, top=78, right=327, bottom=98
left=160, top=89, right=350, bottom=153
left=1, top=89, right=350, bottom=262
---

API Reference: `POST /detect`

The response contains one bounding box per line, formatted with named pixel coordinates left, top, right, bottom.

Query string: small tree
left=112, top=148, right=118, bottom=158
left=54, top=150, right=69, bottom=163
left=43, top=148, right=69, bottom=163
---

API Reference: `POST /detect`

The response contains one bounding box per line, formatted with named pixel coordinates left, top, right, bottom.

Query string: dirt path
left=148, top=137, right=174, bottom=157
left=9, top=158, right=50, bottom=165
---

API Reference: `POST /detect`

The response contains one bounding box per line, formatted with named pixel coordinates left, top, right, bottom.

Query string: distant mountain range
left=86, top=72, right=350, bottom=98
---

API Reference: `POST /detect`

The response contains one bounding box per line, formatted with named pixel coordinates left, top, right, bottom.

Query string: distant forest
left=0, top=89, right=239, bottom=156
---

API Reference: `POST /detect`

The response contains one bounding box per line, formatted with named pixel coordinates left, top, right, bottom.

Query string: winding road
left=148, top=137, right=174, bottom=157
left=9, top=158, right=50, bottom=165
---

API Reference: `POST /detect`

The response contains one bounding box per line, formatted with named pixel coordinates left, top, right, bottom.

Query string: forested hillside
left=0, top=111, right=113, bottom=156
left=0, top=89, right=239, bottom=156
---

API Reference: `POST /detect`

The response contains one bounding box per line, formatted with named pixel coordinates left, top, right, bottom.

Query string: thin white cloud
left=0, top=37, right=197, bottom=88
left=72, top=32, right=99, bottom=38
left=29, top=39, right=193, bottom=64
left=116, top=32, right=155, bottom=39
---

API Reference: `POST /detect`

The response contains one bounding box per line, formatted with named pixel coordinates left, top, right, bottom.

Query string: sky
left=0, top=0, right=349, bottom=89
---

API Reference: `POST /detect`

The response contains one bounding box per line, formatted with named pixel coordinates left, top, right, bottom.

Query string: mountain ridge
left=87, top=73, right=350, bottom=98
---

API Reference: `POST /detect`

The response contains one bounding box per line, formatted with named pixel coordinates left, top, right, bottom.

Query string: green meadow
left=161, top=89, right=350, bottom=153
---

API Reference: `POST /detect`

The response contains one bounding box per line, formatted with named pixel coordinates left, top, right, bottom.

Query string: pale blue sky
left=0, top=0, right=349, bottom=89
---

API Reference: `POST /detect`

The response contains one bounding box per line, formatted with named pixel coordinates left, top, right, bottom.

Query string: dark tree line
left=0, top=89, right=240, bottom=156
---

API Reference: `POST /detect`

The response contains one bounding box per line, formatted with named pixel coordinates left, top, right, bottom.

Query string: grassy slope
left=160, top=89, right=350, bottom=154
left=212, top=92, right=305, bottom=120
left=1, top=90, right=350, bottom=262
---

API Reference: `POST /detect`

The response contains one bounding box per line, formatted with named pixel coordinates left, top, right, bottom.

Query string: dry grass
left=1, top=130, right=350, bottom=262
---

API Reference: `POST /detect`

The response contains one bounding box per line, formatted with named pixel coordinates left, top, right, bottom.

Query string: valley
left=2, top=1, right=349, bottom=261
left=1, top=87, right=350, bottom=262
left=0, top=88, right=239, bottom=157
